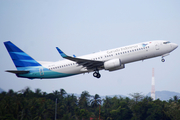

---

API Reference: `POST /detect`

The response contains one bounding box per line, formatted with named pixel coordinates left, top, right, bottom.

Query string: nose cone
left=171, top=43, right=178, bottom=50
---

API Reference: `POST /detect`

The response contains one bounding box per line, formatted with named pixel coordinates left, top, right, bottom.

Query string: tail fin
left=4, top=41, right=41, bottom=69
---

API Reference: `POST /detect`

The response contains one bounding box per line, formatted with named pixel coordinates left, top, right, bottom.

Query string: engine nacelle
left=104, top=59, right=125, bottom=71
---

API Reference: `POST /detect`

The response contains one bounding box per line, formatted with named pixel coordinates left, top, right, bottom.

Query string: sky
left=0, top=0, right=180, bottom=97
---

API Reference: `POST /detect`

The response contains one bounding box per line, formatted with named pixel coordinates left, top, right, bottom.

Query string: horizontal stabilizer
left=6, top=70, right=30, bottom=74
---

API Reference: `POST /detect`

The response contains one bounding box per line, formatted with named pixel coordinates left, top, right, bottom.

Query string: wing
left=56, top=47, right=104, bottom=69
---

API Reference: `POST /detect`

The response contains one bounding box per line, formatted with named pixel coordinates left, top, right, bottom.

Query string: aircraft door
left=39, top=68, right=44, bottom=76
left=155, top=43, right=160, bottom=50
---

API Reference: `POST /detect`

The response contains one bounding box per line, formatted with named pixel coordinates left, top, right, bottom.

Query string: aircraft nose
left=171, top=43, right=178, bottom=50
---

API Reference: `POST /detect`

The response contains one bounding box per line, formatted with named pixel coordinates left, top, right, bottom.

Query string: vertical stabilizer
left=4, top=41, right=41, bottom=69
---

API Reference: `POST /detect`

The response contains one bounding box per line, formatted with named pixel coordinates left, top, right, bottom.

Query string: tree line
left=0, top=87, right=180, bottom=120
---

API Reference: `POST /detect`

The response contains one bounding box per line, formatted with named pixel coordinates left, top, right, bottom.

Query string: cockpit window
left=163, top=41, right=170, bottom=44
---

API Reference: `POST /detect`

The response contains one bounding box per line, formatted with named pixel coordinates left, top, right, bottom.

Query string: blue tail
left=4, top=41, right=41, bottom=69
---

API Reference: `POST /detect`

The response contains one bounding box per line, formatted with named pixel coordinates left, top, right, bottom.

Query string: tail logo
left=4, top=41, right=41, bottom=68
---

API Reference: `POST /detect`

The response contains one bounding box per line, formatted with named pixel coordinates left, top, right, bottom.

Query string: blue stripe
left=17, top=67, right=76, bottom=79
left=10, top=52, right=33, bottom=60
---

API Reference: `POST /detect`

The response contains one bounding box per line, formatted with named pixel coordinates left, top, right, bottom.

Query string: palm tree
left=35, top=88, right=42, bottom=97
left=22, top=87, right=34, bottom=98
left=19, top=98, right=32, bottom=120
left=90, top=94, right=101, bottom=119
left=79, top=91, right=91, bottom=110
left=102, top=96, right=112, bottom=119
left=103, top=96, right=112, bottom=109
left=173, top=96, right=179, bottom=103
left=7, top=89, right=15, bottom=97
left=60, top=88, right=67, bottom=98
left=65, top=94, right=78, bottom=113
left=91, top=94, right=101, bottom=108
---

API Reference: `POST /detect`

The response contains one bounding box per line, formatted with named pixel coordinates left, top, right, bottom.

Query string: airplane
left=4, top=40, right=178, bottom=79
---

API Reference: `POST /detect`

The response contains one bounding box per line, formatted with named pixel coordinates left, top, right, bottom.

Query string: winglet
left=56, top=47, right=68, bottom=58
left=73, top=55, right=76, bottom=58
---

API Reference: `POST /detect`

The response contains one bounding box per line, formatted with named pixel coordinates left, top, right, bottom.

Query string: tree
left=79, top=91, right=91, bottom=110
left=90, top=94, right=101, bottom=119
left=129, top=92, right=144, bottom=104
left=60, top=88, right=67, bottom=99
left=146, top=100, right=170, bottom=120
left=80, top=109, right=90, bottom=120
left=91, top=94, right=101, bottom=109
left=165, top=97, right=180, bottom=120
left=1, top=87, right=180, bottom=120
left=35, top=88, right=42, bottom=98
left=103, top=96, right=112, bottom=109
left=101, top=96, right=112, bottom=119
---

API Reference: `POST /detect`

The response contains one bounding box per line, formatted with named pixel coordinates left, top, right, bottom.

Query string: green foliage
left=0, top=88, right=180, bottom=120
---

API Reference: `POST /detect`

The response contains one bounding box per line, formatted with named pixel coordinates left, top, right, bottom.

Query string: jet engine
left=104, top=59, right=125, bottom=71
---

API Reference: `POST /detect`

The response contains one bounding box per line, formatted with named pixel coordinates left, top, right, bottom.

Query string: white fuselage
left=38, top=40, right=177, bottom=78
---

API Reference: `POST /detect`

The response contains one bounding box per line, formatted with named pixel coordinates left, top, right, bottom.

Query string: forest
left=0, top=87, right=180, bottom=120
